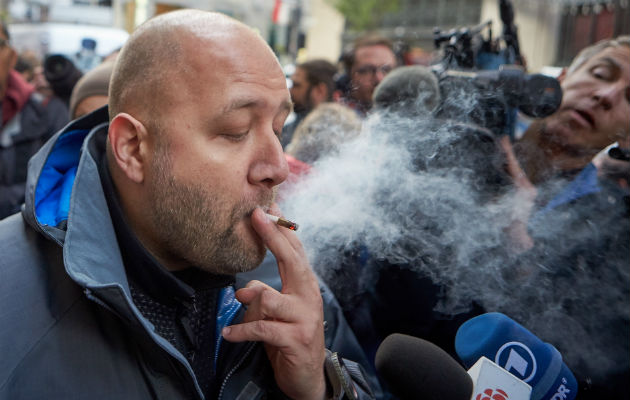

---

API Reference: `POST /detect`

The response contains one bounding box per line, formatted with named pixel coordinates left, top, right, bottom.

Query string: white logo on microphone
left=495, top=341, right=537, bottom=382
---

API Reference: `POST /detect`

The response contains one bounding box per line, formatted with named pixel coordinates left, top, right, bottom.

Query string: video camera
left=431, top=0, right=562, bottom=137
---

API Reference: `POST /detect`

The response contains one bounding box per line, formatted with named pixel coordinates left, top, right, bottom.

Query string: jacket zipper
left=217, top=341, right=258, bottom=400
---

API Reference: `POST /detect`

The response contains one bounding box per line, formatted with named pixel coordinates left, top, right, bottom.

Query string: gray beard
left=148, top=147, right=268, bottom=275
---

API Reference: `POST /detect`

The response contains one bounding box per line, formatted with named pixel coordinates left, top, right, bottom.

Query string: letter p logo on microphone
left=496, top=341, right=537, bottom=382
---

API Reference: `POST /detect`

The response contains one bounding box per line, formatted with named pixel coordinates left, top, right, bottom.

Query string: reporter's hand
left=499, top=136, right=537, bottom=253
left=222, top=206, right=326, bottom=400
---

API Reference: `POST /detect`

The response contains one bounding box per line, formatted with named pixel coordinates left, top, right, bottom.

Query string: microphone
left=372, top=65, right=441, bottom=116
left=455, top=313, right=577, bottom=400
left=438, top=66, right=563, bottom=119
left=467, top=356, right=531, bottom=400
left=375, top=333, right=473, bottom=400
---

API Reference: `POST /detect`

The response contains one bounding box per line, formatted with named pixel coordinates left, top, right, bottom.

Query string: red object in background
left=476, top=388, right=509, bottom=400
left=285, top=154, right=311, bottom=182
left=272, top=0, right=282, bottom=24
left=277, top=154, right=312, bottom=202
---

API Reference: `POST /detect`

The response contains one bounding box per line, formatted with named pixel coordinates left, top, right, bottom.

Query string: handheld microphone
left=455, top=313, right=577, bottom=400
left=467, top=356, right=531, bottom=400
left=375, top=333, right=473, bottom=400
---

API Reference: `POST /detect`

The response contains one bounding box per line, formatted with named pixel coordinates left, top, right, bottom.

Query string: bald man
left=0, top=10, right=376, bottom=400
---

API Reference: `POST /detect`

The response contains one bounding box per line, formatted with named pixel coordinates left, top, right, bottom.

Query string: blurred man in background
left=514, top=35, right=630, bottom=187
left=283, top=58, right=337, bottom=148
left=337, top=35, right=398, bottom=117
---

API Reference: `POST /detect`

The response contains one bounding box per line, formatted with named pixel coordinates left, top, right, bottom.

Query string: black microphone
left=439, top=65, right=563, bottom=118
left=375, top=333, right=473, bottom=400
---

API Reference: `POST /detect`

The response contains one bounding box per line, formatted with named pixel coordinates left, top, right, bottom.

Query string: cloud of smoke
left=278, top=95, right=629, bottom=382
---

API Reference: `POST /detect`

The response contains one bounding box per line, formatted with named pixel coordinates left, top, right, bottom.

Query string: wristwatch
left=324, top=349, right=358, bottom=400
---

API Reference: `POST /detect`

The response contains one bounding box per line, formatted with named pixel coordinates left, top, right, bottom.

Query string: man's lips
left=567, top=108, right=596, bottom=130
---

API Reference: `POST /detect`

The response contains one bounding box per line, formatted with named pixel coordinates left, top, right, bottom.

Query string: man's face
left=145, top=33, right=290, bottom=275
left=543, top=45, right=630, bottom=155
left=290, top=67, right=312, bottom=114
left=350, top=44, right=397, bottom=104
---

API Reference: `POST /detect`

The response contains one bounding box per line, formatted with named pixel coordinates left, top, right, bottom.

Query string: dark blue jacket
left=0, top=107, right=380, bottom=399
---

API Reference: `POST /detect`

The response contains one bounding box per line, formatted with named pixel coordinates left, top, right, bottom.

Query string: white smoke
left=278, top=101, right=629, bottom=381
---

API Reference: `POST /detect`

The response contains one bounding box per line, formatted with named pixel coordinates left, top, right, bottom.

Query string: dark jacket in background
left=0, top=70, right=68, bottom=219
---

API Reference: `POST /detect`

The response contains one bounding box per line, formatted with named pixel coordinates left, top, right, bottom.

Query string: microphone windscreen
left=372, top=65, right=440, bottom=115
left=375, top=333, right=473, bottom=400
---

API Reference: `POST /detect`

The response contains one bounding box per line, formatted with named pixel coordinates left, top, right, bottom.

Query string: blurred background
left=2, top=0, right=629, bottom=75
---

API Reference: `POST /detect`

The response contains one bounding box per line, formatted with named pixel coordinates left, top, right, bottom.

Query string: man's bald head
left=109, top=10, right=268, bottom=126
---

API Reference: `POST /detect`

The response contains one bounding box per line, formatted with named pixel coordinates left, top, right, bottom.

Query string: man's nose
left=593, top=82, right=627, bottom=111
left=375, top=69, right=387, bottom=83
left=249, top=127, right=289, bottom=189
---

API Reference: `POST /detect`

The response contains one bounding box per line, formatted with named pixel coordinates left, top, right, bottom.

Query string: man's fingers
left=235, top=280, right=269, bottom=304
left=237, top=281, right=300, bottom=322
left=222, top=318, right=323, bottom=349
left=251, top=207, right=314, bottom=292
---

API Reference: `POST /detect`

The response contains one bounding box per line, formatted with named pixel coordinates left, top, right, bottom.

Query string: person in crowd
left=14, top=50, right=39, bottom=83
left=509, top=137, right=630, bottom=398
left=286, top=102, right=362, bottom=165
left=502, top=37, right=629, bottom=398
left=514, top=35, right=629, bottom=187
left=68, top=60, right=115, bottom=119
left=0, top=10, right=377, bottom=400
left=337, top=35, right=398, bottom=117
left=280, top=103, right=362, bottom=201
left=0, top=22, right=69, bottom=219
left=283, top=59, right=338, bottom=148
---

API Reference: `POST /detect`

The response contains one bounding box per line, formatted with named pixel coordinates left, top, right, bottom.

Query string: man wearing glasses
left=339, top=35, right=398, bottom=116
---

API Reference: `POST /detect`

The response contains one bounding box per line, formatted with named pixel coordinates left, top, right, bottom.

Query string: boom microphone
left=375, top=333, right=473, bottom=400
left=455, top=313, right=577, bottom=400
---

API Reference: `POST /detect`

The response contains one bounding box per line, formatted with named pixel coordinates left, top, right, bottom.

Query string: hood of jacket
left=23, top=106, right=129, bottom=291
left=21, top=106, right=220, bottom=397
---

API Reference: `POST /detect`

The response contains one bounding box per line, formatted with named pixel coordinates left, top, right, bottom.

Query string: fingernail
left=222, top=327, right=231, bottom=336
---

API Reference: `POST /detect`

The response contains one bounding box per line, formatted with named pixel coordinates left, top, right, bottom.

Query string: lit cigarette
left=265, top=213, right=299, bottom=231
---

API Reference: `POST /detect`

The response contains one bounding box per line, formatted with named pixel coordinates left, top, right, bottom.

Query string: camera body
left=431, top=1, right=562, bottom=137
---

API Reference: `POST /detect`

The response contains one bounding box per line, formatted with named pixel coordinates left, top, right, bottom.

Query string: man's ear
left=108, top=113, right=150, bottom=183
left=556, top=67, right=567, bottom=83
left=8, top=47, right=17, bottom=69
left=311, top=82, right=329, bottom=104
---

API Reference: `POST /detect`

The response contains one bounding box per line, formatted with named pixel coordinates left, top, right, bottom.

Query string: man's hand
left=222, top=206, right=327, bottom=400
left=499, top=136, right=537, bottom=254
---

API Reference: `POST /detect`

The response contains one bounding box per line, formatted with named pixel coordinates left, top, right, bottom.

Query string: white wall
left=302, top=0, right=344, bottom=63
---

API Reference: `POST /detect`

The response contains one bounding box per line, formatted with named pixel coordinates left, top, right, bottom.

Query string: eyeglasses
left=354, top=64, right=394, bottom=76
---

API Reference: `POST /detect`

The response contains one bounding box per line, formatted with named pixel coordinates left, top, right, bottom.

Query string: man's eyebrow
left=222, top=98, right=259, bottom=114
left=598, top=56, right=622, bottom=70
left=221, top=97, right=294, bottom=115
